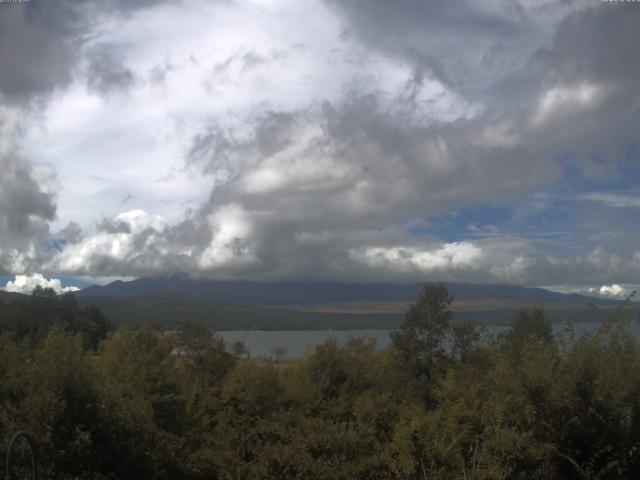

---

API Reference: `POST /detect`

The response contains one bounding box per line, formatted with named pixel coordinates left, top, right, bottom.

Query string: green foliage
left=390, top=283, right=453, bottom=403
left=2, top=288, right=640, bottom=479
left=391, top=284, right=452, bottom=366
left=500, top=307, right=552, bottom=359
left=451, top=321, right=485, bottom=363
left=0, top=287, right=111, bottom=348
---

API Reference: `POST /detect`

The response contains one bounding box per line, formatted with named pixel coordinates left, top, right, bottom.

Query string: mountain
left=0, top=290, right=26, bottom=302
left=78, top=276, right=617, bottom=306
left=71, top=277, right=631, bottom=330
left=77, top=292, right=400, bottom=330
left=1, top=277, right=629, bottom=330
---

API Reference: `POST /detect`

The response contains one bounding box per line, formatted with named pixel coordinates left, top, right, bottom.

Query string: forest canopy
left=1, top=284, right=639, bottom=479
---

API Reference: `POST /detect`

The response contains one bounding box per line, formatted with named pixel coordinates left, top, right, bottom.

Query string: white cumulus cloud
left=588, top=283, right=630, bottom=298
left=351, top=242, right=483, bottom=273
left=4, top=273, right=80, bottom=295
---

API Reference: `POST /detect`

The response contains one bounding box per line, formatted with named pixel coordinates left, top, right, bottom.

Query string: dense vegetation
left=1, top=285, right=639, bottom=479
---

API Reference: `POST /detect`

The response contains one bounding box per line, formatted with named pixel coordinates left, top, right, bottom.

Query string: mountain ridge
left=3, top=278, right=630, bottom=330
left=78, top=277, right=619, bottom=306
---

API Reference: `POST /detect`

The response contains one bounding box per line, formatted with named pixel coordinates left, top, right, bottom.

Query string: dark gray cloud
left=531, top=5, right=640, bottom=166
left=86, top=50, right=136, bottom=96
left=0, top=2, right=76, bottom=102
left=149, top=62, right=175, bottom=85
left=0, top=154, right=56, bottom=275
left=0, top=155, right=55, bottom=234
left=59, top=221, right=83, bottom=245
left=327, top=2, right=640, bottom=172
left=0, top=0, right=169, bottom=102
left=186, top=110, right=298, bottom=180
left=325, top=0, right=581, bottom=91
left=96, top=217, right=132, bottom=234
left=191, top=91, right=559, bottom=234
left=212, top=49, right=283, bottom=77
left=252, top=111, right=296, bottom=157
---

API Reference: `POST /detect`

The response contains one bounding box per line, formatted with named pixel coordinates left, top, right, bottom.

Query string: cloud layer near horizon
left=1, top=0, right=639, bottom=287
left=3, top=273, right=79, bottom=295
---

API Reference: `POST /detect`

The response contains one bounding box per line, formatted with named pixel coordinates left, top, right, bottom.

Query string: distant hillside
left=76, top=293, right=618, bottom=331
left=70, top=277, right=632, bottom=330
left=77, top=293, right=401, bottom=330
left=78, top=276, right=618, bottom=307
left=0, top=290, right=26, bottom=302
left=1, top=278, right=629, bottom=330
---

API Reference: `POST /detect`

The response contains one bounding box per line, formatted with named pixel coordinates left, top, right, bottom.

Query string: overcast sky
left=0, top=0, right=639, bottom=296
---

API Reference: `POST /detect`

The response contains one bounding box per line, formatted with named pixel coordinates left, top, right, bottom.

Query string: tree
left=231, top=340, right=250, bottom=359
left=270, top=345, right=288, bottom=362
left=500, top=307, right=552, bottom=360
left=451, top=321, right=483, bottom=363
left=178, top=322, right=236, bottom=384
left=0, top=288, right=111, bottom=348
left=95, top=324, right=188, bottom=478
left=391, top=283, right=452, bottom=383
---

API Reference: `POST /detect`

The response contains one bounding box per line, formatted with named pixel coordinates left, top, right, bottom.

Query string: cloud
left=48, top=207, right=260, bottom=278
left=41, top=2, right=640, bottom=285
left=0, top=107, right=57, bottom=275
left=3, top=273, right=79, bottom=295
left=0, top=2, right=75, bottom=102
left=50, top=210, right=177, bottom=276
left=351, top=242, right=483, bottom=273
left=2, top=1, right=640, bottom=288
left=0, top=0, right=175, bottom=273
left=0, top=0, right=169, bottom=103
left=46, top=198, right=640, bottom=286
left=530, top=82, right=605, bottom=127
left=86, top=50, right=137, bottom=97
left=538, top=283, right=639, bottom=301
left=588, top=284, right=632, bottom=299
left=323, top=0, right=584, bottom=91
left=579, top=192, right=640, bottom=208
left=59, top=221, right=84, bottom=245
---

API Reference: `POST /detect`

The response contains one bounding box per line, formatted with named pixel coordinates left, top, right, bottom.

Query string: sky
left=0, top=0, right=639, bottom=297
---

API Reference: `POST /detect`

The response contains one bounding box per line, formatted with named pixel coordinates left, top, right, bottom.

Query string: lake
left=219, top=329, right=393, bottom=358
left=218, top=319, right=640, bottom=358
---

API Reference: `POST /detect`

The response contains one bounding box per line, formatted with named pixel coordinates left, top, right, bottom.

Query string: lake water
left=219, top=320, right=640, bottom=358
left=219, top=329, right=393, bottom=358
